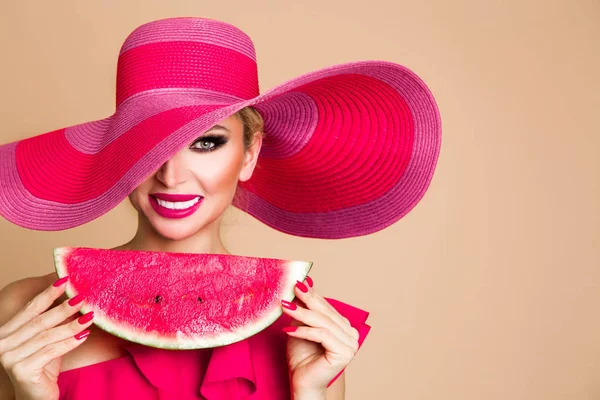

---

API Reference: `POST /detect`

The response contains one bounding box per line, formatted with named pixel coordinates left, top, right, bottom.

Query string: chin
left=146, top=214, right=204, bottom=239
left=149, top=209, right=225, bottom=241
left=150, top=222, right=191, bottom=240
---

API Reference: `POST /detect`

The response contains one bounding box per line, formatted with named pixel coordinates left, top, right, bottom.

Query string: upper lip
left=151, top=193, right=202, bottom=202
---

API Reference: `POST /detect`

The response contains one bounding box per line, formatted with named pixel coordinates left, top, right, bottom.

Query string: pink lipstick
left=149, top=193, right=203, bottom=219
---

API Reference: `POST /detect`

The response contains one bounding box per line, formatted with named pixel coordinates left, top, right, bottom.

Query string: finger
left=0, top=293, right=86, bottom=355
left=283, top=326, right=356, bottom=366
left=293, top=278, right=360, bottom=341
left=294, top=277, right=345, bottom=325
left=0, top=276, right=70, bottom=341
left=1, top=311, right=94, bottom=366
left=10, top=329, right=90, bottom=379
left=281, top=300, right=357, bottom=351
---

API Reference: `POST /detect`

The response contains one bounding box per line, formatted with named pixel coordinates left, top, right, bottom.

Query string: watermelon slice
left=53, top=247, right=312, bottom=350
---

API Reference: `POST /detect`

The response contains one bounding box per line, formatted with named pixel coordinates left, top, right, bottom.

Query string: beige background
left=0, top=1, right=598, bottom=399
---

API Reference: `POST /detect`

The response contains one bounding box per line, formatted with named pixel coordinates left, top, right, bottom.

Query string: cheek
left=191, top=150, right=242, bottom=194
left=128, top=179, right=151, bottom=210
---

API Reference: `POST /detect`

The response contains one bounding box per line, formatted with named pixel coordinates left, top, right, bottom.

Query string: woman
left=0, top=17, right=441, bottom=399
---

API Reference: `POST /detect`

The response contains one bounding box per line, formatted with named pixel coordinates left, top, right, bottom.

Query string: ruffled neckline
left=59, top=297, right=371, bottom=400
left=123, top=335, right=258, bottom=398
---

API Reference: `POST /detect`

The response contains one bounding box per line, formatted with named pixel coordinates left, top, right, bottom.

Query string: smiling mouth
left=151, top=195, right=202, bottom=210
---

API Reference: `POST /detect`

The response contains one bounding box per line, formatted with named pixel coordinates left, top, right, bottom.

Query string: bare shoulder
left=0, top=272, right=57, bottom=327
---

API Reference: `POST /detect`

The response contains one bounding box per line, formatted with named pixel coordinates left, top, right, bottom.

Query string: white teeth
left=155, top=197, right=200, bottom=210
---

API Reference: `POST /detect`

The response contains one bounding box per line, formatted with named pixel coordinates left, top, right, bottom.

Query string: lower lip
left=149, top=195, right=203, bottom=219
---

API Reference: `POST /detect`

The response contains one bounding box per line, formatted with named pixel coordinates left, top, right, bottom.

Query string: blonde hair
left=226, top=106, right=264, bottom=224
left=235, top=106, right=264, bottom=150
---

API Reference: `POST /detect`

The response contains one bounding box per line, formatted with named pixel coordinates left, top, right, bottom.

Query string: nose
left=155, top=151, right=188, bottom=188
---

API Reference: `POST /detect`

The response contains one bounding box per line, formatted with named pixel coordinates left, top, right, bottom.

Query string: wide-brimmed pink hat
left=0, top=17, right=441, bottom=239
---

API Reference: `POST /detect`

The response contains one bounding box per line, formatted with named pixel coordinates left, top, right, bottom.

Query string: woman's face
left=128, top=113, right=261, bottom=241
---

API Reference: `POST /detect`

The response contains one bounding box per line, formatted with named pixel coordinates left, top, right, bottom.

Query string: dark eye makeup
left=189, top=134, right=228, bottom=153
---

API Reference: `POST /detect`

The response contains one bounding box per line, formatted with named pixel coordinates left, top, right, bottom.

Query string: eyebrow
left=205, top=124, right=231, bottom=133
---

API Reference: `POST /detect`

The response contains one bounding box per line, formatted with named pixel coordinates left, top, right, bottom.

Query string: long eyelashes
left=189, top=134, right=228, bottom=153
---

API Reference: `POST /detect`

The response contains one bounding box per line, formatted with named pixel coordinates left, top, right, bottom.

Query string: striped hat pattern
left=0, top=17, right=441, bottom=239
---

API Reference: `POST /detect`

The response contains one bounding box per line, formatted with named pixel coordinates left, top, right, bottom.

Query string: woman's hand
left=0, top=277, right=94, bottom=400
left=281, top=276, right=360, bottom=398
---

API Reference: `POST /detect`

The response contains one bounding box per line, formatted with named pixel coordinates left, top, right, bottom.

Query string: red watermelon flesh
left=54, top=247, right=312, bottom=349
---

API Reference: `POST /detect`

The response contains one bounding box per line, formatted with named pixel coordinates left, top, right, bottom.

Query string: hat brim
left=0, top=61, right=441, bottom=239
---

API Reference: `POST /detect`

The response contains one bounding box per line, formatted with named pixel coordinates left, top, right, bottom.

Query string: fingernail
left=282, top=326, right=297, bottom=333
left=53, top=276, right=69, bottom=287
left=78, top=311, right=94, bottom=325
left=68, top=294, right=84, bottom=307
left=74, top=329, right=90, bottom=340
left=305, top=276, right=313, bottom=288
left=296, top=280, right=308, bottom=293
left=281, top=300, right=297, bottom=311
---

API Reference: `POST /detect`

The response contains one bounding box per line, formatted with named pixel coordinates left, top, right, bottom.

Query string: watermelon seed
left=197, top=297, right=203, bottom=303
left=155, top=295, right=162, bottom=303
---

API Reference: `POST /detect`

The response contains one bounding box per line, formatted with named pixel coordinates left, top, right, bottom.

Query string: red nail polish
left=282, top=326, right=297, bottom=333
left=68, top=294, right=84, bottom=307
left=296, top=280, right=308, bottom=293
left=74, top=329, right=90, bottom=340
left=281, top=300, right=297, bottom=311
left=53, top=276, right=69, bottom=287
left=78, top=311, right=94, bottom=325
left=305, top=276, right=313, bottom=288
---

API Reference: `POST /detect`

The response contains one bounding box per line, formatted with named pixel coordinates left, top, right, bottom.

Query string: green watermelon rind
left=53, top=247, right=312, bottom=350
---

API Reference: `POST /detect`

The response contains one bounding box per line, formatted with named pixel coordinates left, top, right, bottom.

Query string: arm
left=291, top=372, right=345, bottom=400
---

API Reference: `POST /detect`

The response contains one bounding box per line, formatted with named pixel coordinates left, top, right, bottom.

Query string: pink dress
left=57, top=298, right=371, bottom=399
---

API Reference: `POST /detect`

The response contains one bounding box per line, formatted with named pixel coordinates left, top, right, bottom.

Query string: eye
left=189, top=135, right=228, bottom=152
left=194, top=140, right=215, bottom=151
